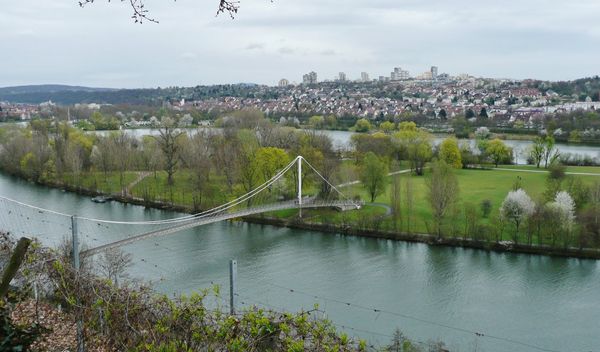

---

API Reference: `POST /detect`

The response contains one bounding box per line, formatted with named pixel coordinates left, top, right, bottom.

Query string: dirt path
left=494, top=167, right=600, bottom=177
left=125, top=171, right=151, bottom=195
left=337, top=168, right=413, bottom=188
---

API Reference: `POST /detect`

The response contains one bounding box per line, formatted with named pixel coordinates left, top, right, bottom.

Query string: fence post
left=72, top=215, right=85, bottom=352
left=229, top=259, right=237, bottom=315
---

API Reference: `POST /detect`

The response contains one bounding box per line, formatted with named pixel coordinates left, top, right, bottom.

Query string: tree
left=255, top=147, right=290, bottom=183
left=500, top=189, right=535, bottom=243
left=529, top=137, right=545, bottom=168
left=237, top=129, right=261, bottom=197
left=438, top=109, right=447, bottom=120
left=155, top=117, right=184, bottom=186
left=98, top=247, right=133, bottom=288
left=542, top=136, right=560, bottom=168
left=479, top=107, right=488, bottom=119
left=543, top=163, right=566, bottom=201
left=390, top=176, right=402, bottom=231
left=438, top=137, right=462, bottom=169
left=426, top=160, right=460, bottom=239
left=485, top=138, right=512, bottom=167
left=474, top=126, right=491, bottom=140
left=351, top=133, right=394, bottom=161
left=547, top=191, right=576, bottom=248
left=465, top=108, right=476, bottom=119
left=308, top=115, right=325, bottom=129
left=180, top=131, right=215, bottom=210
left=480, top=199, right=492, bottom=218
left=394, top=127, right=433, bottom=176
left=353, top=118, right=372, bottom=133
left=380, top=121, right=395, bottom=134
left=359, top=152, right=388, bottom=203
left=404, top=176, right=414, bottom=235
left=81, top=0, right=242, bottom=23
left=110, top=132, right=136, bottom=193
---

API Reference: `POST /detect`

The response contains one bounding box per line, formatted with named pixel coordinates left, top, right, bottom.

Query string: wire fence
left=0, top=185, right=580, bottom=352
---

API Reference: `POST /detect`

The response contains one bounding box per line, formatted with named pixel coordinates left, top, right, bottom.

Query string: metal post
left=298, top=156, right=302, bottom=218
left=71, top=215, right=85, bottom=352
left=229, top=259, right=237, bottom=316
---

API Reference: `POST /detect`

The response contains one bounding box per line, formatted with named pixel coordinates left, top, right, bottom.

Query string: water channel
left=0, top=172, right=598, bottom=351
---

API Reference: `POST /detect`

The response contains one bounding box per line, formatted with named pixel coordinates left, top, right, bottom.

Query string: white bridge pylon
left=80, top=156, right=362, bottom=257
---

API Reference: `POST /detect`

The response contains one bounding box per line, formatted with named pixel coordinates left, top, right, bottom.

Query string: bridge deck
left=81, top=200, right=361, bottom=257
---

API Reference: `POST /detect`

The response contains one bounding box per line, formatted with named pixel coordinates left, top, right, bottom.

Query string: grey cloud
left=278, top=47, right=295, bottom=55
left=245, top=43, right=265, bottom=50
left=0, top=0, right=599, bottom=87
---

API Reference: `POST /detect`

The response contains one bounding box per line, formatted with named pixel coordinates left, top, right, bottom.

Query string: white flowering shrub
left=500, top=189, right=535, bottom=231
left=548, top=191, right=576, bottom=229
left=474, top=126, right=491, bottom=140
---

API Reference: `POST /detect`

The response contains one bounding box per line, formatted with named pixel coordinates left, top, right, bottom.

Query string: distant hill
left=0, top=84, right=117, bottom=95
left=0, top=85, right=159, bottom=105
left=0, top=83, right=268, bottom=105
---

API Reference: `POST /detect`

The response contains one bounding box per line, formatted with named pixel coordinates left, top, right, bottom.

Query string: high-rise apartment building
left=303, top=71, right=318, bottom=84
left=361, top=72, right=370, bottom=82
left=431, top=66, right=438, bottom=80
left=338, top=72, right=347, bottom=82
left=391, top=67, right=410, bottom=81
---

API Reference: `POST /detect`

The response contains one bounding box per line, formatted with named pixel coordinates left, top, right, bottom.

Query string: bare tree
left=110, top=132, right=136, bottom=194
left=404, top=176, right=414, bottom=235
left=181, top=131, right=214, bottom=210
left=426, top=160, right=460, bottom=239
left=155, top=117, right=184, bottom=186
left=79, top=0, right=242, bottom=23
left=391, top=176, right=402, bottom=231
left=97, top=248, right=133, bottom=287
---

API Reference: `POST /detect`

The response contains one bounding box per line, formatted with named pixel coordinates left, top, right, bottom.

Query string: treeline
left=2, top=110, right=600, bottom=252
left=0, top=111, right=341, bottom=211
left=533, top=76, right=600, bottom=101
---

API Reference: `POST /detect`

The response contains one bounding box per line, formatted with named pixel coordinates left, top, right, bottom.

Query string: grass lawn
left=62, top=171, right=139, bottom=194
left=342, top=165, right=600, bottom=236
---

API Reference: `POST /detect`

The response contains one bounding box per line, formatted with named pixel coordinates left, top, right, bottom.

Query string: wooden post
left=0, top=237, right=31, bottom=298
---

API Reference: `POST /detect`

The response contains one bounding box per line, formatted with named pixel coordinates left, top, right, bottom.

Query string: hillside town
left=2, top=70, right=600, bottom=133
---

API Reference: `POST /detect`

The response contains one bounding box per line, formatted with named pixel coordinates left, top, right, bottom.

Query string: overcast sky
left=1, top=0, right=599, bottom=88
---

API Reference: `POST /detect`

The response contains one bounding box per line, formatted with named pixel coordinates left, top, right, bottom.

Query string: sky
left=1, top=0, right=599, bottom=88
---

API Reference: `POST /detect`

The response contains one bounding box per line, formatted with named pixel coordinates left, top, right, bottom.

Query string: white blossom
left=548, top=191, right=576, bottom=229
left=474, top=126, right=491, bottom=140
left=500, top=189, right=535, bottom=224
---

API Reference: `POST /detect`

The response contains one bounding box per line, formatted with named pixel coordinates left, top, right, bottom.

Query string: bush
left=480, top=199, right=492, bottom=218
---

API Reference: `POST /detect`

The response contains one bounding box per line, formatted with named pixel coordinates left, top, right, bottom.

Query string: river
left=0, top=173, right=598, bottom=351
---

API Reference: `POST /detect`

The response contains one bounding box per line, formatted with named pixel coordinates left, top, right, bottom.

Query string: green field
left=60, top=163, right=600, bottom=247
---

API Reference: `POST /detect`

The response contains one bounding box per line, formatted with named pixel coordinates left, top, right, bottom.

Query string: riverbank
left=22, top=174, right=600, bottom=260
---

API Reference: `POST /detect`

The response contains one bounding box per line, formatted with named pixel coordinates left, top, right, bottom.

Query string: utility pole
left=229, top=259, right=237, bottom=316
left=298, top=156, right=302, bottom=218
left=71, top=215, right=85, bottom=352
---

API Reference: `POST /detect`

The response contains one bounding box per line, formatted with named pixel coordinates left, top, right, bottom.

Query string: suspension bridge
left=0, top=155, right=361, bottom=258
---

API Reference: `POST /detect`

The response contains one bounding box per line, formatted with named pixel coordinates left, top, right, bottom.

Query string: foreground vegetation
left=0, top=233, right=445, bottom=351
